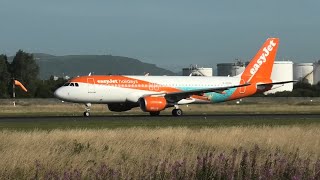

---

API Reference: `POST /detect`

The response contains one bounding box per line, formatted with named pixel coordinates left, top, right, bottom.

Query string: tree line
left=0, top=50, right=66, bottom=98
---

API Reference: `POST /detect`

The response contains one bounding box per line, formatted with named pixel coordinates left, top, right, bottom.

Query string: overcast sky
left=1, top=0, right=319, bottom=70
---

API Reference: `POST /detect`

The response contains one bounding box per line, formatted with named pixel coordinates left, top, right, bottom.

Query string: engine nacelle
left=139, top=96, right=167, bottom=112
left=108, top=103, right=136, bottom=112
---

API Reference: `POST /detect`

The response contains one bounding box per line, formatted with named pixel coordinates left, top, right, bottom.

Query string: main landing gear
left=172, top=109, right=183, bottom=116
left=149, top=109, right=183, bottom=116
left=172, top=105, right=183, bottom=116
left=83, top=103, right=91, bottom=117
left=148, top=106, right=183, bottom=116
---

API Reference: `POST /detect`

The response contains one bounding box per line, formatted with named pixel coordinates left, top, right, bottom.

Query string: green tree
left=0, top=55, right=11, bottom=98
left=34, top=77, right=67, bottom=98
left=34, top=80, right=52, bottom=98
left=10, top=50, right=39, bottom=97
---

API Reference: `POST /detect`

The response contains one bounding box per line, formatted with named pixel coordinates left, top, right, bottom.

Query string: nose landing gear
left=83, top=103, right=91, bottom=117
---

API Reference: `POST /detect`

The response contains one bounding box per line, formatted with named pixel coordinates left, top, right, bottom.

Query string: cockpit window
left=63, top=82, right=79, bottom=87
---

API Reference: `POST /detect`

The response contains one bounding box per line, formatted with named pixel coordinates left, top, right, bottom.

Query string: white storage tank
left=217, top=61, right=245, bottom=76
left=293, top=63, right=314, bottom=84
left=265, top=61, right=294, bottom=94
left=313, top=62, right=320, bottom=85
left=182, top=65, right=213, bottom=76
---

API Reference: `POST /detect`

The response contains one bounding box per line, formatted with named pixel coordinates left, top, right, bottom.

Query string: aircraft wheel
left=150, top=111, right=160, bottom=116
left=83, top=111, right=90, bottom=117
left=172, top=109, right=183, bottom=116
left=83, top=103, right=91, bottom=117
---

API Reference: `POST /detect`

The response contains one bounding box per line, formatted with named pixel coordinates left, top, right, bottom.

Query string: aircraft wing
left=144, top=83, right=250, bottom=103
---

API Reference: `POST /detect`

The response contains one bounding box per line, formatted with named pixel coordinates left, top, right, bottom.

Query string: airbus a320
left=54, top=38, right=294, bottom=116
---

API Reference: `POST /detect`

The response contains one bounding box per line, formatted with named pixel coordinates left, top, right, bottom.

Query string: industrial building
left=216, top=60, right=245, bottom=76
left=312, top=62, right=320, bottom=85
left=292, top=61, right=320, bottom=85
left=264, top=61, right=294, bottom=94
left=293, top=63, right=314, bottom=84
left=182, top=65, right=213, bottom=76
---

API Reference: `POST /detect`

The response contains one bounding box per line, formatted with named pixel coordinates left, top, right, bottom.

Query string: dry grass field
left=0, top=126, right=319, bottom=179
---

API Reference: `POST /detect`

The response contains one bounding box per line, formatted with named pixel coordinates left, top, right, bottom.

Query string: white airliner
left=54, top=38, right=294, bottom=116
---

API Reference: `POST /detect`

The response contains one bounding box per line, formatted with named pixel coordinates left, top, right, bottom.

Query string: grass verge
left=0, top=117, right=320, bottom=130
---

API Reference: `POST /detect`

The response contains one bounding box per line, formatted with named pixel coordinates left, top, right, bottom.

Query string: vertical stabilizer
left=241, top=38, right=279, bottom=83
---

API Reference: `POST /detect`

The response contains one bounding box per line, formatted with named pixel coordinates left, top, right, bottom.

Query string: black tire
left=83, top=112, right=90, bottom=117
left=149, top=111, right=160, bottom=116
left=172, top=109, right=183, bottom=116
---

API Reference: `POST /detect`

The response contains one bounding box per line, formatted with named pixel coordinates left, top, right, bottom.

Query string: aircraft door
left=87, top=78, right=96, bottom=93
left=239, top=79, right=246, bottom=94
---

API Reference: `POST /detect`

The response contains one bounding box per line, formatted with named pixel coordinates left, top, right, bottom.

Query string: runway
left=1, top=113, right=320, bottom=122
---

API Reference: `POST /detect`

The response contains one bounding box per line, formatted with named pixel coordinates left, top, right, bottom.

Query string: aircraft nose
left=54, top=87, right=66, bottom=100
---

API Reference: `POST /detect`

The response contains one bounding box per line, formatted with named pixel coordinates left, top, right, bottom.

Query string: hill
left=17, top=53, right=176, bottom=79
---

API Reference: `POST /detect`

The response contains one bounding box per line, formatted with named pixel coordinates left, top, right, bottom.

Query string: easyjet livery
left=54, top=38, right=294, bottom=116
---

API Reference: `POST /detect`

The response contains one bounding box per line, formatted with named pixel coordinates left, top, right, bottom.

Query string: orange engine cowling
left=139, top=96, right=167, bottom=112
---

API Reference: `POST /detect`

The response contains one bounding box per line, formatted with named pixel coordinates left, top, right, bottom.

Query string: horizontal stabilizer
left=257, top=80, right=297, bottom=87
left=256, top=80, right=297, bottom=92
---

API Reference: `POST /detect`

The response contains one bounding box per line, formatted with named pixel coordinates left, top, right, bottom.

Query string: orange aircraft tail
left=241, top=38, right=279, bottom=83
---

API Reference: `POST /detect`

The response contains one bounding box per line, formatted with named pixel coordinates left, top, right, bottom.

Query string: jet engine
left=139, top=96, right=167, bottom=112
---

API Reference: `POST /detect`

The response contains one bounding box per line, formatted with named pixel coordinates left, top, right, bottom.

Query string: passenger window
left=75, top=83, right=79, bottom=87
